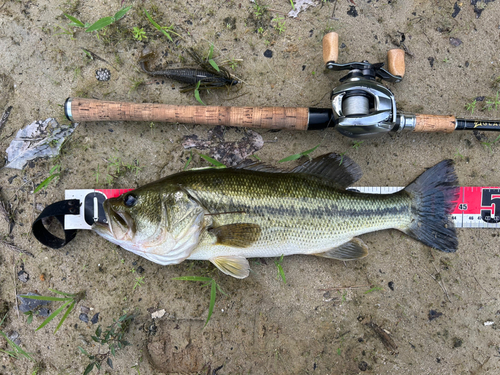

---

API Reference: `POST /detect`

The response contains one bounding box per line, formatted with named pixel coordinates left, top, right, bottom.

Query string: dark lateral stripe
left=205, top=200, right=409, bottom=219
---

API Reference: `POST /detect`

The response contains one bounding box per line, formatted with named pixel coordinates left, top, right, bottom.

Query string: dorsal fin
left=290, top=153, right=362, bottom=189
left=234, top=160, right=286, bottom=173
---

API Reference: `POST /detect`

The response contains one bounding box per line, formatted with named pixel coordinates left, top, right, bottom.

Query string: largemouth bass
left=93, top=153, right=459, bottom=278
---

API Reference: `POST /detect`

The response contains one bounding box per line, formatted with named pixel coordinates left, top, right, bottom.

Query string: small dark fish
left=139, top=49, right=239, bottom=91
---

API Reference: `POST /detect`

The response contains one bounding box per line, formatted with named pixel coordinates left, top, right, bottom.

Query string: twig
left=0, top=239, right=35, bottom=258
left=318, top=285, right=370, bottom=291
left=331, top=0, right=338, bottom=19
left=268, top=8, right=301, bottom=21
left=0, top=105, right=13, bottom=134
left=12, top=255, right=19, bottom=318
left=81, top=48, right=118, bottom=71
left=366, top=321, right=398, bottom=353
left=429, top=264, right=451, bottom=302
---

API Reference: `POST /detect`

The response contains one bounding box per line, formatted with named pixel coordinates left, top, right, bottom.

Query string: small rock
left=95, top=68, right=111, bottom=81
left=263, top=49, right=273, bottom=58
left=449, top=37, right=462, bottom=47
left=452, top=337, right=463, bottom=348
left=38, top=308, right=51, bottom=317
left=151, top=309, right=166, bottom=319
left=358, top=361, right=368, bottom=371
left=17, top=293, right=50, bottom=313
left=91, top=312, right=100, bottom=324
left=79, top=313, right=89, bottom=323
left=17, top=270, right=29, bottom=283
left=8, top=331, right=21, bottom=345
left=388, top=281, right=395, bottom=291
left=473, top=130, right=486, bottom=142
left=347, top=5, right=358, bottom=17
left=451, top=2, right=461, bottom=18
left=80, top=306, right=91, bottom=314
left=429, top=310, right=443, bottom=321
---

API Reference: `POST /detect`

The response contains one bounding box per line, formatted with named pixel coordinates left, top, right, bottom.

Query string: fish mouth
left=93, top=200, right=135, bottom=241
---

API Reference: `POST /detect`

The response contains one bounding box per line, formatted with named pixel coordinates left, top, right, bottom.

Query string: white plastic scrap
left=4, top=118, right=77, bottom=170
left=288, top=0, right=319, bottom=18
left=151, top=309, right=166, bottom=319
left=484, top=321, right=494, bottom=326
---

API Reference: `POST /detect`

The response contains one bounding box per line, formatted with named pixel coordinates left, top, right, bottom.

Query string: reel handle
left=322, top=32, right=339, bottom=65
left=387, top=49, right=405, bottom=78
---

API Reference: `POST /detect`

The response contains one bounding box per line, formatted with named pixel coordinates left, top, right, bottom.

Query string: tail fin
left=404, top=160, right=459, bottom=252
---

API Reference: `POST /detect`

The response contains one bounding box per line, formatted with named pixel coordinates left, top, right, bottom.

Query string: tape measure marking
left=65, top=187, right=500, bottom=230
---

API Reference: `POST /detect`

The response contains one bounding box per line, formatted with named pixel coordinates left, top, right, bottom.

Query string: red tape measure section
left=451, top=187, right=500, bottom=228
left=95, top=188, right=134, bottom=199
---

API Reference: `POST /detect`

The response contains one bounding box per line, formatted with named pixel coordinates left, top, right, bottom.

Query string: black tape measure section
left=32, top=199, right=80, bottom=249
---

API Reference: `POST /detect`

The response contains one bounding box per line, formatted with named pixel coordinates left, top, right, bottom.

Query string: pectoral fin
left=209, top=223, right=261, bottom=248
left=211, top=256, right=250, bottom=279
left=315, top=238, right=369, bottom=260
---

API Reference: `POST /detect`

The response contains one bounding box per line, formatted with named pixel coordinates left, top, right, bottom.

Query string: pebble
left=79, top=313, right=89, bottom=323
left=17, top=293, right=50, bottom=313
left=91, top=312, right=100, bottom=324
left=18, top=270, right=29, bottom=283
left=263, top=49, right=273, bottom=58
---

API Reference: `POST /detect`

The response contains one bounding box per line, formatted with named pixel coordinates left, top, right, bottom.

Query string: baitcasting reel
left=323, top=32, right=416, bottom=139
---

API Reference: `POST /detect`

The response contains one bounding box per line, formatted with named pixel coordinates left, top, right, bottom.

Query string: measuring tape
left=63, top=187, right=500, bottom=230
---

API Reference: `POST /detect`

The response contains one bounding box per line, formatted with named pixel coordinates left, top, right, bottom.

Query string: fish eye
left=124, top=194, right=137, bottom=207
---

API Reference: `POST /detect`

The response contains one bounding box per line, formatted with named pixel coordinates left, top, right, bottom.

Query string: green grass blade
left=86, top=17, right=114, bottom=32
left=205, top=280, right=217, bottom=327
left=33, top=173, right=60, bottom=194
left=19, top=295, right=70, bottom=302
left=0, top=330, right=34, bottom=361
left=183, top=150, right=193, bottom=171
left=161, top=29, right=173, bottom=42
left=277, top=264, right=286, bottom=283
left=64, top=14, right=85, bottom=27
left=49, top=289, right=75, bottom=297
left=216, top=283, right=228, bottom=297
left=144, top=9, right=161, bottom=31
left=364, top=286, right=383, bottom=294
left=172, top=276, right=213, bottom=282
left=198, top=153, right=226, bottom=168
left=35, top=300, right=71, bottom=332
left=78, top=346, right=89, bottom=356
left=208, top=59, right=220, bottom=72
left=278, top=144, right=320, bottom=163
left=194, top=81, right=206, bottom=105
left=54, top=301, right=74, bottom=333
left=114, top=6, right=132, bottom=21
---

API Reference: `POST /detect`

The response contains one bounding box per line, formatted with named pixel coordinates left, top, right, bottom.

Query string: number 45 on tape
left=64, top=187, right=500, bottom=230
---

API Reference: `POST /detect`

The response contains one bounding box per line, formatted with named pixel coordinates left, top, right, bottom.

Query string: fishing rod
left=64, top=32, right=500, bottom=139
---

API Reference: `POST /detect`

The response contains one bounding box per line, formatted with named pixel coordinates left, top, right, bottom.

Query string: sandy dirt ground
left=1, top=0, right=500, bottom=374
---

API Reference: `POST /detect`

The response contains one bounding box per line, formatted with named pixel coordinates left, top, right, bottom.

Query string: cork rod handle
left=414, top=114, right=456, bottom=133
left=65, top=98, right=310, bottom=131
left=323, top=32, right=339, bottom=64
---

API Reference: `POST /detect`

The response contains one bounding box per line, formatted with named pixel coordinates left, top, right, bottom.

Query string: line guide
left=64, top=187, right=500, bottom=230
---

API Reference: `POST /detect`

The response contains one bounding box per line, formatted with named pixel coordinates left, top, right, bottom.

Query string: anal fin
left=315, top=238, right=369, bottom=260
left=211, top=256, right=250, bottom=279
